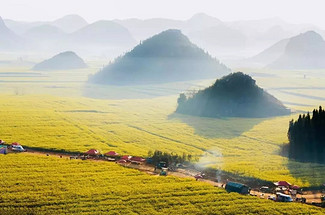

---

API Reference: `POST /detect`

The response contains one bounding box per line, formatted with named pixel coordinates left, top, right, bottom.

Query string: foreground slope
left=176, top=72, right=290, bottom=117
left=0, top=153, right=323, bottom=215
left=32, top=51, right=87, bottom=71
left=88, top=29, right=230, bottom=85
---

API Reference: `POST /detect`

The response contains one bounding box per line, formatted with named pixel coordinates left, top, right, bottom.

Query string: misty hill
left=269, top=31, right=325, bottom=69
left=24, top=24, right=65, bottom=40
left=67, top=20, right=136, bottom=48
left=250, top=38, right=289, bottom=65
left=185, top=13, right=222, bottom=31
left=114, top=18, right=183, bottom=41
left=52, top=14, right=88, bottom=33
left=0, top=16, right=23, bottom=50
left=188, top=25, right=246, bottom=53
left=88, top=29, right=230, bottom=85
left=176, top=72, right=290, bottom=118
left=32, top=51, right=87, bottom=71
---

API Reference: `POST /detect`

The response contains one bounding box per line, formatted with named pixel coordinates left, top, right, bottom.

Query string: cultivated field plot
left=0, top=153, right=323, bottom=215
left=0, top=65, right=324, bottom=187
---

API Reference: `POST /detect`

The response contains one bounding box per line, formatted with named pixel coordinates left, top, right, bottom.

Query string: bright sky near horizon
left=1, top=0, right=325, bottom=28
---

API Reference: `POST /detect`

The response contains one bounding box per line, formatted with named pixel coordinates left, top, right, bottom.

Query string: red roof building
left=120, top=155, right=132, bottom=161
left=291, top=185, right=300, bottom=190
left=85, top=149, right=100, bottom=156
left=274, top=181, right=291, bottom=187
left=130, top=156, right=146, bottom=162
left=105, top=151, right=119, bottom=156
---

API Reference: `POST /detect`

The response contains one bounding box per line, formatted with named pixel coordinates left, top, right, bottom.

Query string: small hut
left=104, top=151, right=119, bottom=157
left=130, top=156, right=146, bottom=164
left=85, top=149, right=100, bottom=156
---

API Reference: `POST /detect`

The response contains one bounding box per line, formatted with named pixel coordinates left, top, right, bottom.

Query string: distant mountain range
left=252, top=31, right=325, bottom=69
left=176, top=72, right=290, bottom=118
left=32, top=51, right=87, bottom=71
left=88, top=29, right=230, bottom=85
left=2, top=13, right=323, bottom=58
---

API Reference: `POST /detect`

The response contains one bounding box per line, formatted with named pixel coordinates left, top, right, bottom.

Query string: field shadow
left=168, top=113, right=265, bottom=139
left=279, top=144, right=325, bottom=188
left=287, top=158, right=325, bottom=188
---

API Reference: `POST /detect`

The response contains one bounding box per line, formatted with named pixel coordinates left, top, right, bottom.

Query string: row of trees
left=288, top=106, right=325, bottom=163
left=148, top=150, right=196, bottom=166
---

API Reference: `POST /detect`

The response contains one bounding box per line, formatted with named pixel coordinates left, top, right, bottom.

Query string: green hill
left=32, top=51, right=87, bottom=71
left=88, top=29, right=230, bottom=85
left=176, top=72, right=290, bottom=118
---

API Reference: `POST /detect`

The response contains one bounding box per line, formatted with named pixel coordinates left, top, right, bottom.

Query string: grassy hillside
left=0, top=153, right=323, bottom=215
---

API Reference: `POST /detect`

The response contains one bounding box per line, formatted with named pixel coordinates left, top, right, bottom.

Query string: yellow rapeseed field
left=0, top=153, right=323, bottom=215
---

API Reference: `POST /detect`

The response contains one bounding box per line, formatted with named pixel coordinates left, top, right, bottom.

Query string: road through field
left=18, top=147, right=323, bottom=205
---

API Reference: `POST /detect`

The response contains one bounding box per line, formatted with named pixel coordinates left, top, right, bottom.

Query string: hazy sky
left=1, top=0, right=325, bottom=27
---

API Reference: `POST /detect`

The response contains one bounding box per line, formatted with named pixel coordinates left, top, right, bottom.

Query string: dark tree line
left=288, top=106, right=325, bottom=163
left=148, top=150, right=194, bottom=166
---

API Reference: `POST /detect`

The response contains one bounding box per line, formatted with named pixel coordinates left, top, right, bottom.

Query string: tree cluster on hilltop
left=176, top=72, right=290, bottom=118
left=288, top=106, right=325, bottom=163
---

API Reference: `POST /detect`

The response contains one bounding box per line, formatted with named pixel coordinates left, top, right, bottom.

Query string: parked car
left=276, top=193, right=293, bottom=202
left=11, top=145, right=26, bottom=152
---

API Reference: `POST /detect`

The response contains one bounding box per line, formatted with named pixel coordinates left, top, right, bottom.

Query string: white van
left=276, top=193, right=293, bottom=202
left=12, top=145, right=25, bottom=152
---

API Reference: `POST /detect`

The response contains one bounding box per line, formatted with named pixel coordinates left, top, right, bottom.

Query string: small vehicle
left=160, top=167, right=168, bottom=176
left=259, top=186, right=271, bottom=193
left=11, top=145, right=26, bottom=152
left=156, top=161, right=167, bottom=169
left=276, top=193, right=293, bottom=202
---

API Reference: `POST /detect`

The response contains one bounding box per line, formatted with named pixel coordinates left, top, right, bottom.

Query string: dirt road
left=18, top=148, right=324, bottom=205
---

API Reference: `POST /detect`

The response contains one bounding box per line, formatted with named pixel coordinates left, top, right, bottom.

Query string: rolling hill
left=250, top=38, right=289, bottom=65
left=67, top=20, right=136, bottom=48
left=88, top=29, right=230, bottom=85
left=176, top=72, right=290, bottom=118
left=268, top=31, right=325, bottom=69
left=0, top=16, right=23, bottom=50
left=52, top=14, right=88, bottom=33
left=32, top=51, right=87, bottom=71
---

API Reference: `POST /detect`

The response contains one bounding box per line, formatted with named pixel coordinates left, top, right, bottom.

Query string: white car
left=12, top=145, right=25, bottom=152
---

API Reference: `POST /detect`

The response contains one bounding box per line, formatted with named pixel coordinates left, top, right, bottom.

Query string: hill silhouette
left=250, top=38, right=289, bottom=65
left=67, top=20, right=136, bottom=48
left=52, top=14, right=88, bottom=33
left=176, top=72, right=290, bottom=118
left=32, top=51, right=87, bottom=71
left=0, top=16, right=23, bottom=50
left=88, top=29, right=230, bottom=85
left=188, top=25, right=246, bottom=53
left=268, top=31, right=325, bottom=69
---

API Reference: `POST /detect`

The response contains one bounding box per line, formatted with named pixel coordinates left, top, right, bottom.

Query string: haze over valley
left=0, top=1, right=325, bottom=214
